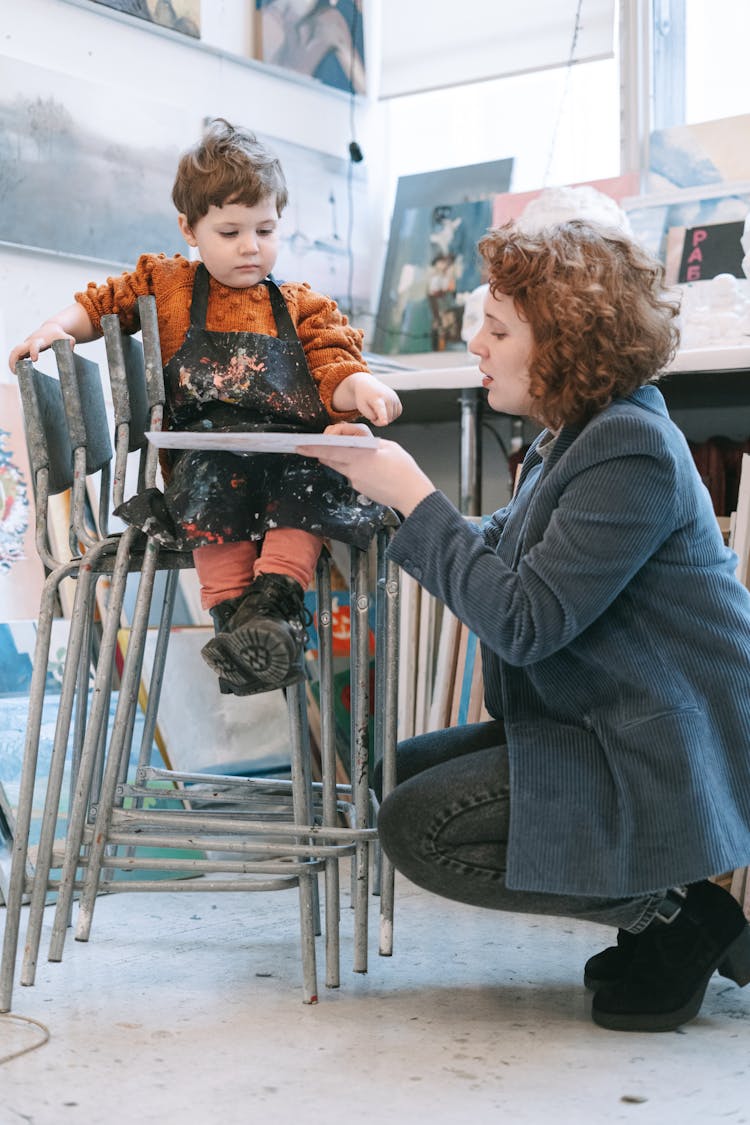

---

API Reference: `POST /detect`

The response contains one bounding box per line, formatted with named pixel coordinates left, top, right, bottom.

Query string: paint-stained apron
left=115, top=264, right=386, bottom=550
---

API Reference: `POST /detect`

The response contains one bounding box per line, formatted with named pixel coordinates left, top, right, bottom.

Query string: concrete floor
left=1, top=869, right=749, bottom=1125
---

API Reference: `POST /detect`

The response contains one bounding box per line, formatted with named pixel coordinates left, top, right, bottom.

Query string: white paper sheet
left=145, top=430, right=379, bottom=453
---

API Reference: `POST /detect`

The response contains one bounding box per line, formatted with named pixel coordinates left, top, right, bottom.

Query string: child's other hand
left=354, top=375, right=402, bottom=426
left=8, top=323, right=76, bottom=373
left=333, top=372, right=402, bottom=427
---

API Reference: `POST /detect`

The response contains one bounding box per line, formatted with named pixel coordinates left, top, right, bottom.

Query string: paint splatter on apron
left=115, top=265, right=386, bottom=550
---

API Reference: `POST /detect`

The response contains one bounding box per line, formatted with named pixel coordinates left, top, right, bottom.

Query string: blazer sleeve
left=388, top=446, right=681, bottom=666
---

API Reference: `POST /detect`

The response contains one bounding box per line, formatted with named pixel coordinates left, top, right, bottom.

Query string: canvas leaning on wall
left=0, top=385, right=46, bottom=622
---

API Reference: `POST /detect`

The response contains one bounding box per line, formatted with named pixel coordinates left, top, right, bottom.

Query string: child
left=9, top=118, right=402, bottom=696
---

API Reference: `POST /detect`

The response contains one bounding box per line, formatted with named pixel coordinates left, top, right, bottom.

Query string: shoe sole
left=591, top=927, right=750, bottom=1032
left=202, top=626, right=296, bottom=685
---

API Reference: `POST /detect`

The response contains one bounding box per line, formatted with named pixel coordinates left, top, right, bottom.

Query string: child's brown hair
left=478, top=220, right=681, bottom=429
left=172, top=118, right=288, bottom=226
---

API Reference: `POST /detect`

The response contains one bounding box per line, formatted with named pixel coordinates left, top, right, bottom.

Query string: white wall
left=0, top=0, right=382, bottom=382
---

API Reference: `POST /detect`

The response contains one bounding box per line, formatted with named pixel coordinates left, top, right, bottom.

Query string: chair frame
left=0, top=298, right=399, bottom=1009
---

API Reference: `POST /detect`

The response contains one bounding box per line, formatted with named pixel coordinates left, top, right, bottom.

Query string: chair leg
left=0, top=561, right=79, bottom=1011
left=21, top=562, right=100, bottom=985
left=378, top=534, right=399, bottom=957
left=350, top=547, right=371, bottom=974
left=71, top=536, right=159, bottom=946
left=46, top=529, right=139, bottom=961
left=316, top=553, right=341, bottom=989
left=286, top=680, right=320, bottom=1003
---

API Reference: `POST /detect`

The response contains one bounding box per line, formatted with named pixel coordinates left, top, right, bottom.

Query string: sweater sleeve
left=282, top=283, right=367, bottom=419
left=388, top=446, right=681, bottom=667
left=75, top=254, right=163, bottom=334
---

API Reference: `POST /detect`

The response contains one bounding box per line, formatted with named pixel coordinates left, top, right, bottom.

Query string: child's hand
left=8, top=323, right=76, bottom=373
left=331, top=372, right=402, bottom=426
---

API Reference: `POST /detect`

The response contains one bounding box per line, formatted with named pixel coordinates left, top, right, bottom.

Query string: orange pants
left=193, top=528, right=323, bottom=610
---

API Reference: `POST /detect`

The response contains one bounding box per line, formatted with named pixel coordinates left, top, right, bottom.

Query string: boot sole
left=202, top=626, right=296, bottom=685
left=218, top=667, right=305, bottom=697
left=591, top=926, right=750, bottom=1032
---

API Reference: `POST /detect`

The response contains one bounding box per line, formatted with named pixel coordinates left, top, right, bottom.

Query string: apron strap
left=189, top=264, right=299, bottom=344
left=265, top=275, right=301, bottom=342
left=189, top=262, right=211, bottom=327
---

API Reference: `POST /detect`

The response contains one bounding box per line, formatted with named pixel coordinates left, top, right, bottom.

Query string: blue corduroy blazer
left=388, top=385, right=750, bottom=897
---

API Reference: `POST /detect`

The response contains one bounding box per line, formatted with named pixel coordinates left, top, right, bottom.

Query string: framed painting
left=254, top=0, right=366, bottom=95
left=0, top=56, right=199, bottom=264
left=372, top=159, right=514, bottom=355
left=373, top=198, right=493, bottom=355
left=89, top=0, right=200, bottom=38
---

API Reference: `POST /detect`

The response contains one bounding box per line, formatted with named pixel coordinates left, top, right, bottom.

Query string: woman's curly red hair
left=477, top=220, right=681, bottom=429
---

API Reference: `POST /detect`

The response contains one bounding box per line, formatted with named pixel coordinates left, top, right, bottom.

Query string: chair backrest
left=51, top=341, right=113, bottom=547
left=101, top=295, right=166, bottom=505
left=14, top=294, right=165, bottom=568
left=15, top=359, right=77, bottom=568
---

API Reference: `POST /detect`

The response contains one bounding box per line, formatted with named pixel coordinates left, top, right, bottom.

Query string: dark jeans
left=376, top=721, right=664, bottom=934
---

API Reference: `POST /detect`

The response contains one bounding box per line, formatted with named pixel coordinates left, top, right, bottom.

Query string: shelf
left=375, top=346, right=750, bottom=420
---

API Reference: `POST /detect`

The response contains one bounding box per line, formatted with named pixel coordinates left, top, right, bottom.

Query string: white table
left=374, top=345, right=750, bottom=516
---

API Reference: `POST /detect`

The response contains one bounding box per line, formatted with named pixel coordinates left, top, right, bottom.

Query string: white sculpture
left=462, top=185, right=633, bottom=347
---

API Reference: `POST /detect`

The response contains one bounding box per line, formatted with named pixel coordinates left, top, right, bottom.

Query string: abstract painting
left=254, top=0, right=365, bottom=95
left=648, top=113, right=750, bottom=193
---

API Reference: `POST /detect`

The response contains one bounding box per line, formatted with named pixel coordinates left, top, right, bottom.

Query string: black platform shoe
left=591, top=880, right=750, bottom=1032
left=584, top=930, right=640, bottom=991
left=584, top=919, right=739, bottom=991
left=202, top=574, right=309, bottom=695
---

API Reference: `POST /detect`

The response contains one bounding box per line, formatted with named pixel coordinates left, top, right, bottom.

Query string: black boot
left=584, top=930, right=640, bottom=991
left=207, top=598, right=258, bottom=697
left=202, top=574, right=309, bottom=694
left=591, top=880, right=750, bottom=1032
left=584, top=920, right=739, bottom=991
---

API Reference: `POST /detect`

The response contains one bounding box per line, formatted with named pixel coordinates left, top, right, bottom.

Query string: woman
left=300, top=219, right=750, bottom=1032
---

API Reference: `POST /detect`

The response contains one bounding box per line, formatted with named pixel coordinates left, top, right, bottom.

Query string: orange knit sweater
left=75, top=253, right=365, bottom=420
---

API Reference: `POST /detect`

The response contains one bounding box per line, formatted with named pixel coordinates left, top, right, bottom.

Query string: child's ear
left=178, top=213, right=198, bottom=247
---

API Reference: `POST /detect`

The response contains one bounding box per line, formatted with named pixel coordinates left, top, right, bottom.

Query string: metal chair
left=1, top=299, right=399, bottom=1010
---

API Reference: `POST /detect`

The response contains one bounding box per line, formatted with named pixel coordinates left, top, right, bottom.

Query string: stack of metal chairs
left=0, top=296, right=399, bottom=1008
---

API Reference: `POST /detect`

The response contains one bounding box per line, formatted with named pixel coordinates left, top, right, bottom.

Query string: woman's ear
left=177, top=213, right=197, bottom=247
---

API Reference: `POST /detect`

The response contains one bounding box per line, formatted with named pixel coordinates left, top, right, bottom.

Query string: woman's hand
left=297, top=422, right=436, bottom=515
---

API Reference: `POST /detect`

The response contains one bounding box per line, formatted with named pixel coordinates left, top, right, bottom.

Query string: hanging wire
left=541, top=0, right=584, bottom=187
left=345, top=1, right=361, bottom=320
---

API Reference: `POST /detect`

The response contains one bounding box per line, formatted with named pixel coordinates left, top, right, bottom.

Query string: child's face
left=177, top=196, right=280, bottom=288
left=469, top=290, right=535, bottom=419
